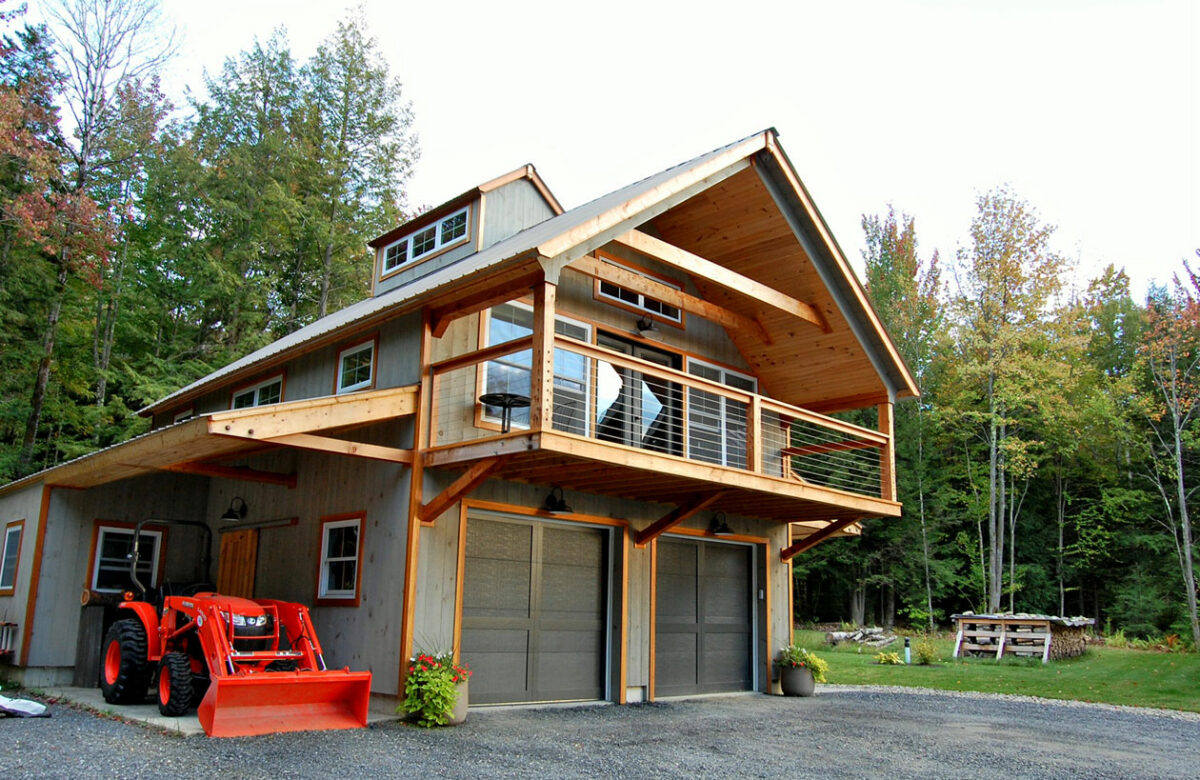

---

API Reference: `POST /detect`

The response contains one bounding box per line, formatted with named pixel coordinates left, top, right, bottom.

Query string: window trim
left=315, top=512, right=365, bottom=607
left=378, top=205, right=473, bottom=282
left=0, top=519, right=24, bottom=595
left=593, top=251, right=685, bottom=326
left=334, top=336, right=378, bottom=395
left=87, top=521, right=168, bottom=594
left=230, top=372, right=286, bottom=410
left=172, top=407, right=195, bottom=424
left=476, top=301, right=593, bottom=434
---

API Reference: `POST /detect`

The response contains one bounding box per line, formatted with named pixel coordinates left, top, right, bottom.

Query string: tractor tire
left=156, top=652, right=193, bottom=716
left=99, top=619, right=151, bottom=704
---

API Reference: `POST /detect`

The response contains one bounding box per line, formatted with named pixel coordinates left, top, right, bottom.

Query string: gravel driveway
left=3, top=686, right=1198, bottom=779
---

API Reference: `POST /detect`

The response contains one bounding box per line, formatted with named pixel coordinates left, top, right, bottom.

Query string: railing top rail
left=759, top=397, right=888, bottom=444
left=431, top=335, right=535, bottom=374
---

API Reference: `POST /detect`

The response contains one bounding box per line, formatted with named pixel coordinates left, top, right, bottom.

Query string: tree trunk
left=850, top=583, right=865, bottom=627
left=19, top=257, right=69, bottom=473
left=1172, top=413, right=1200, bottom=646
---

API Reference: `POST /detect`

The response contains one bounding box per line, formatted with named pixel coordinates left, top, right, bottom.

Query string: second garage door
left=460, top=514, right=609, bottom=704
left=655, top=537, right=755, bottom=697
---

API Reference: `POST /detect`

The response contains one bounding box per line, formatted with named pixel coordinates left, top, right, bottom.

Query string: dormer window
left=381, top=205, right=472, bottom=276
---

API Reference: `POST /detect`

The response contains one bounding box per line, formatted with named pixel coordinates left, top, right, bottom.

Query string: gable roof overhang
left=5, top=386, right=417, bottom=497
left=143, top=129, right=915, bottom=418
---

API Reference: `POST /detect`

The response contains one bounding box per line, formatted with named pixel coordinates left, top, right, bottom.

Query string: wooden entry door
left=216, top=528, right=259, bottom=598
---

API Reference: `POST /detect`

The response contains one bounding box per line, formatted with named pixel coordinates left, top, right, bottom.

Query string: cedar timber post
left=748, top=396, right=763, bottom=474
left=878, top=401, right=895, bottom=501
left=529, top=276, right=556, bottom=432
left=399, top=311, right=432, bottom=689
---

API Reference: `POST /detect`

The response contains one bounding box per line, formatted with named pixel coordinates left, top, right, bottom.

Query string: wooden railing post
left=530, top=280, right=557, bottom=432
left=878, top=401, right=895, bottom=501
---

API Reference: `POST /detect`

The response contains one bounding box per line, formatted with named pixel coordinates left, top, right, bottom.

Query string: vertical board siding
left=481, top=179, right=558, bottom=250
left=0, top=483, right=51, bottom=664
left=27, top=474, right=211, bottom=668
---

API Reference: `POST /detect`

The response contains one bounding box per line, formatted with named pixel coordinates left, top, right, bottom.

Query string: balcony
left=423, top=333, right=898, bottom=526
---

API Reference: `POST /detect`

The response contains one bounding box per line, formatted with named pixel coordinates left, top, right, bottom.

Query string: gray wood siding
left=480, top=179, right=557, bottom=249
left=26, top=474, right=211, bottom=668
left=0, top=482, right=47, bottom=662
left=206, top=423, right=412, bottom=696
left=152, top=311, right=423, bottom=430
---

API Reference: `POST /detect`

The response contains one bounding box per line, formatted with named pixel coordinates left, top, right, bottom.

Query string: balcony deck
left=424, top=335, right=900, bottom=526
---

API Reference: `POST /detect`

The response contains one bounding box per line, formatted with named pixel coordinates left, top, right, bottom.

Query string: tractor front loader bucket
left=197, top=669, right=372, bottom=738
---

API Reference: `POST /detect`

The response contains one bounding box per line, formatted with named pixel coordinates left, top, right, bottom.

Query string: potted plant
left=775, top=645, right=828, bottom=696
left=400, top=652, right=472, bottom=727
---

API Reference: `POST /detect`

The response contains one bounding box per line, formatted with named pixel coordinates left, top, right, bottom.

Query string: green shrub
left=914, top=636, right=938, bottom=665
left=400, top=652, right=471, bottom=727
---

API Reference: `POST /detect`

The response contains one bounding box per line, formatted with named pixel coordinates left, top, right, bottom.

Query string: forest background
left=0, top=1, right=1196, bottom=646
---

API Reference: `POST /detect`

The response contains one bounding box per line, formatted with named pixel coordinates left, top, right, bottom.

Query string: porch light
left=633, top=316, right=662, bottom=341
left=708, top=512, right=733, bottom=536
left=542, top=487, right=573, bottom=515
left=220, top=497, right=248, bottom=522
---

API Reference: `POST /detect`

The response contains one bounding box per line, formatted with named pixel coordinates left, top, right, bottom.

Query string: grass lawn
left=792, top=629, right=1200, bottom=713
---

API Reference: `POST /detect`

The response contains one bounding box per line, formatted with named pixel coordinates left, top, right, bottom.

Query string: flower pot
left=446, top=679, right=469, bottom=725
left=779, top=665, right=815, bottom=697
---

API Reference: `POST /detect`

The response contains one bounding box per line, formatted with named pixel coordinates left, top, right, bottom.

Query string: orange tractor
left=99, top=520, right=372, bottom=737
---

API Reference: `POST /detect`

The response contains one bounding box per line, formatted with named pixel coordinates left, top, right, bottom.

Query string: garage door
left=655, top=537, right=754, bottom=697
left=460, top=515, right=609, bottom=704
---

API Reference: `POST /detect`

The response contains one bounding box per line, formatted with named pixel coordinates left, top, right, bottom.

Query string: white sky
left=27, top=0, right=1200, bottom=299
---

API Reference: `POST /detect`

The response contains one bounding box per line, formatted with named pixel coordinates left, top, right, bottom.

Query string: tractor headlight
left=231, top=613, right=247, bottom=627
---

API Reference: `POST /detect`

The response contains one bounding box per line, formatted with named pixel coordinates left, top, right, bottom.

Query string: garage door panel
left=466, top=518, right=533, bottom=561
left=462, top=516, right=608, bottom=705
left=655, top=538, right=754, bottom=697
left=460, top=628, right=529, bottom=703
left=654, top=633, right=698, bottom=693
left=462, top=557, right=532, bottom=618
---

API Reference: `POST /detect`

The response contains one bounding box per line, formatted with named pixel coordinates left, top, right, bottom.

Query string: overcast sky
left=27, top=0, right=1200, bottom=299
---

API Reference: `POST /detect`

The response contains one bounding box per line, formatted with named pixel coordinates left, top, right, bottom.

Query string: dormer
left=369, top=165, right=562, bottom=297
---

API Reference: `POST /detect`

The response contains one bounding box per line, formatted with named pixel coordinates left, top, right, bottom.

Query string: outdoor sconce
left=633, top=316, right=662, bottom=341
left=220, top=497, right=248, bottom=522
left=708, top=512, right=733, bottom=536
left=542, top=487, right=573, bottom=515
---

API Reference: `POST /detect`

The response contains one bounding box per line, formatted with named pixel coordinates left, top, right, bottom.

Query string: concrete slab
left=37, top=687, right=401, bottom=737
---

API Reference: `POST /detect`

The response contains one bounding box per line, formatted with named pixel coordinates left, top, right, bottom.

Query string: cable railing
left=427, top=335, right=891, bottom=499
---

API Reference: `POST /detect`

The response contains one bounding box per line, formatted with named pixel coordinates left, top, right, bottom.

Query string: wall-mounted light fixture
left=633, top=316, right=662, bottom=341
left=220, top=497, right=248, bottom=522
left=542, top=486, right=573, bottom=515
left=708, top=512, right=733, bottom=536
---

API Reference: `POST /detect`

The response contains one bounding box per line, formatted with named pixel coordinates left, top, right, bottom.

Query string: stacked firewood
left=825, top=626, right=899, bottom=648
left=1049, top=625, right=1089, bottom=660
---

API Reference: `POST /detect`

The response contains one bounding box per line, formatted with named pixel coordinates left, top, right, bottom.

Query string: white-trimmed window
left=337, top=340, right=375, bottom=394
left=232, top=375, right=283, bottom=409
left=172, top=407, right=194, bottom=424
left=317, top=514, right=363, bottom=604
left=381, top=206, right=471, bottom=275
left=596, top=257, right=682, bottom=323
left=686, top=359, right=757, bottom=469
left=0, top=520, right=23, bottom=593
left=482, top=302, right=591, bottom=434
left=91, top=525, right=162, bottom=593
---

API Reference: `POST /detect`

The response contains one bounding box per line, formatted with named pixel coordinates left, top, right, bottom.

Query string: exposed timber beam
left=780, top=517, right=862, bottom=561
left=568, top=255, right=772, bottom=344
left=160, top=461, right=297, bottom=488
left=613, top=229, right=829, bottom=332
left=264, top=433, right=413, bottom=463
left=419, top=457, right=505, bottom=523
left=209, top=385, right=417, bottom=440
left=429, top=268, right=544, bottom=338
left=634, top=491, right=726, bottom=548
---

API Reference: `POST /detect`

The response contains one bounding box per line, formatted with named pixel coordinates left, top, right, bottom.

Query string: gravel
left=3, top=687, right=1198, bottom=779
